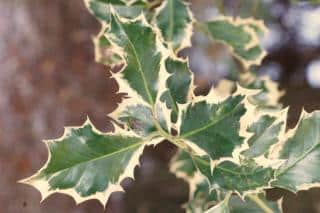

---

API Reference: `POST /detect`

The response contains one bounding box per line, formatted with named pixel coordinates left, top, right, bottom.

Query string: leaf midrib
left=45, top=141, right=144, bottom=177
left=168, top=0, right=174, bottom=42
left=117, top=17, right=155, bottom=105
left=276, top=142, right=320, bottom=177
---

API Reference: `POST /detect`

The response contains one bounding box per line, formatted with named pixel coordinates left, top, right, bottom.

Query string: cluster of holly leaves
left=20, top=0, right=320, bottom=212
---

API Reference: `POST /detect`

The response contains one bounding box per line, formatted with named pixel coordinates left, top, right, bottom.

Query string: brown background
left=1, top=0, right=320, bottom=212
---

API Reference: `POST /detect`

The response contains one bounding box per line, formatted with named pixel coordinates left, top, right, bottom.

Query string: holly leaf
left=154, top=0, right=194, bottom=52
left=177, top=94, right=246, bottom=160
left=160, top=57, right=193, bottom=122
left=240, top=73, right=284, bottom=110
left=190, top=155, right=274, bottom=195
left=215, top=73, right=284, bottom=111
left=272, top=111, right=320, bottom=192
left=85, top=0, right=149, bottom=67
left=20, top=119, right=162, bottom=205
left=106, top=12, right=167, bottom=105
left=205, top=16, right=267, bottom=69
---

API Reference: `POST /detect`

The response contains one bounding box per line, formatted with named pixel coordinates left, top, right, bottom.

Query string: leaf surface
left=272, top=111, right=320, bottom=192
left=215, top=73, right=284, bottom=111
left=85, top=0, right=147, bottom=23
left=242, top=114, right=284, bottom=158
left=205, top=17, right=267, bottom=68
left=106, top=13, right=166, bottom=105
left=210, top=160, right=274, bottom=194
left=155, top=0, right=193, bottom=51
left=20, top=119, right=161, bottom=205
left=178, top=95, right=246, bottom=160
left=191, top=155, right=274, bottom=194
left=160, top=57, right=193, bottom=121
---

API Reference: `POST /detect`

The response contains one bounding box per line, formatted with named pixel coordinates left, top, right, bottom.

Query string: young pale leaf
left=154, top=0, right=193, bottom=52
left=190, top=155, right=275, bottom=195
left=242, top=113, right=285, bottom=158
left=206, top=194, right=282, bottom=213
left=210, top=160, right=274, bottom=194
left=106, top=12, right=167, bottom=105
left=215, top=73, right=284, bottom=111
left=205, top=16, right=267, bottom=69
left=118, top=104, right=158, bottom=136
left=178, top=95, right=246, bottom=160
left=20, top=119, right=162, bottom=205
left=272, top=111, right=320, bottom=192
left=85, top=0, right=147, bottom=23
left=160, top=57, right=193, bottom=122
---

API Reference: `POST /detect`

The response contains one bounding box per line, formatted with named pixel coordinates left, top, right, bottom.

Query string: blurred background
left=1, top=0, right=320, bottom=212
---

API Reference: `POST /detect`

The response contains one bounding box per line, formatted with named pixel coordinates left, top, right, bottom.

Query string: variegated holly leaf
left=20, top=119, right=163, bottom=205
left=215, top=73, right=284, bottom=111
left=205, top=16, right=267, bottom=69
left=190, top=155, right=274, bottom=195
left=206, top=193, right=282, bottom=213
left=106, top=12, right=167, bottom=105
left=178, top=94, right=246, bottom=160
left=85, top=0, right=147, bottom=23
left=85, top=0, right=151, bottom=67
left=272, top=111, right=320, bottom=192
left=240, top=73, right=284, bottom=110
left=154, top=0, right=194, bottom=52
left=160, top=57, right=193, bottom=122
